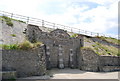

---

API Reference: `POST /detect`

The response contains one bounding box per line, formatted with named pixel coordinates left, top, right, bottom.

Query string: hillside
left=83, top=36, right=120, bottom=56
left=0, top=16, right=120, bottom=56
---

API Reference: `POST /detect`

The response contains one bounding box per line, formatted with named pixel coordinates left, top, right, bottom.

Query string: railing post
left=27, top=17, right=29, bottom=24
left=42, top=20, right=44, bottom=27
left=53, top=23, right=55, bottom=29
left=91, top=32, right=92, bottom=36
left=71, top=28, right=72, bottom=32
left=79, top=29, right=81, bottom=34
left=64, top=26, right=65, bottom=30
left=11, top=13, right=13, bottom=19
left=85, top=31, right=87, bottom=35
left=97, top=33, right=99, bottom=37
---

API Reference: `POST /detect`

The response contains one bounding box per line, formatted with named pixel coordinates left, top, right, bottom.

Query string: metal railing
left=0, top=10, right=113, bottom=38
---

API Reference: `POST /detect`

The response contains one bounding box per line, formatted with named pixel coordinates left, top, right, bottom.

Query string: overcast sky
left=0, top=0, right=119, bottom=38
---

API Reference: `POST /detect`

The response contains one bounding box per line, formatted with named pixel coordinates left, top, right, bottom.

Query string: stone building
left=2, top=24, right=120, bottom=79
left=26, top=24, right=83, bottom=69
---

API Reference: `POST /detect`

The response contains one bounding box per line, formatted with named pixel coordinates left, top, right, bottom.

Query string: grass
left=12, top=18, right=26, bottom=23
left=81, top=47, right=94, bottom=50
left=117, top=53, right=120, bottom=56
left=11, top=34, right=16, bottom=37
left=70, top=34, right=78, bottom=38
left=84, top=36, right=119, bottom=56
left=92, top=44, right=96, bottom=47
left=1, top=40, right=43, bottom=50
left=84, top=42, right=119, bottom=56
left=92, top=42, right=119, bottom=56
left=18, top=40, right=33, bottom=50
left=1, top=16, right=13, bottom=26
left=0, top=16, right=26, bottom=27
left=2, top=44, right=19, bottom=50
left=96, top=36, right=120, bottom=45
left=81, top=47, right=101, bottom=55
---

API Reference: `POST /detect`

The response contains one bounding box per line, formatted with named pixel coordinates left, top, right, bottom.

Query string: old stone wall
left=80, top=48, right=101, bottom=71
left=25, top=24, right=120, bottom=72
left=100, top=56, right=120, bottom=66
left=26, top=24, right=82, bottom=69
left=2, top=45, right=46, bottom=77
left=81, top=48, right=120, bottom=72
left=100, top=56, right=120, bottom=72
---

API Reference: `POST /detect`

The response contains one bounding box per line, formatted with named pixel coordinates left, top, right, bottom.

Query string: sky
left=0, top=0, right=119, bottom=38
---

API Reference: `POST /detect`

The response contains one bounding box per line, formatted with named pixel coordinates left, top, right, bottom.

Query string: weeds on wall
left=2, top=44, right=19, bottom=50
left=1, top=40, right=43, bottom=50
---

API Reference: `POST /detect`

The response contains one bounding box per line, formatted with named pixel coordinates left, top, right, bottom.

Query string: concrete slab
left=18, top=68, right=119, bottom=79
left=50, top=68, right=119, bottom=79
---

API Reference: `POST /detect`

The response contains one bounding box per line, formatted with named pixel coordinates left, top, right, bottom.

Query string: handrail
left=0, top=10, right=114, bottom=38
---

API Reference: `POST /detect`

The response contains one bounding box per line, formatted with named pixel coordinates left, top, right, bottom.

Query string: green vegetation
left=81, top=47, right=94, bottom=50
left=92, top=42, right=119, bottom=56
left=81, top=47, right=101, bottom=55
left=70, top=34, right=78, bottom=38
left=11, top=34, right=16, bottom=37
left=83, top=36, right=119, bottom=56
left=19, top=40, right=43, bottom=50
left=2, top=44, right=19, bottom=50
left=18, top=40, right=33, bottom=50
left=117, top=53, right=120, bottom=56
left=0, top=16, right=26, bottom=27
left=12, top=18, right=26, bottom=23
left=96, top=36, right=120, bottom=45
left=1, top=40, right=43, bottom=50
left=1, top=16, right=13, bottom=26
